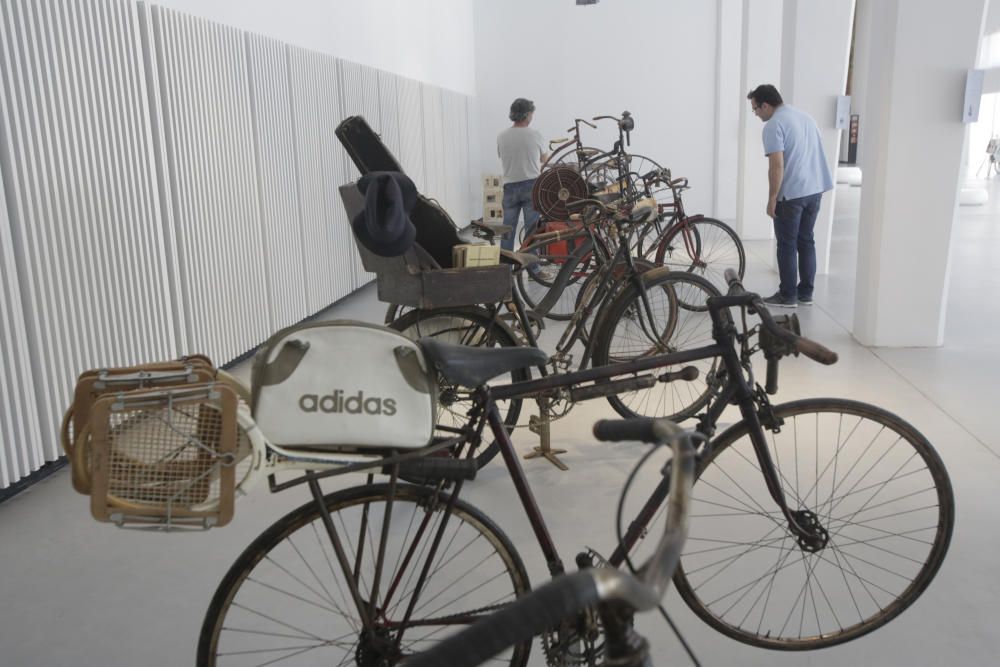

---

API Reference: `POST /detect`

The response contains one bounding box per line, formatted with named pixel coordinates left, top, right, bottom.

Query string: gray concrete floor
left=1, top=181, right=999, bottom=666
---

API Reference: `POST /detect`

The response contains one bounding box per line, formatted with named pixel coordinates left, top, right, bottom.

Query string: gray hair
left=509, top=98, right=535, bottom=122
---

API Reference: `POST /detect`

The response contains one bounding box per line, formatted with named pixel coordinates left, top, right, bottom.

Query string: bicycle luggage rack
left=339, top=183, right=512, bottom=309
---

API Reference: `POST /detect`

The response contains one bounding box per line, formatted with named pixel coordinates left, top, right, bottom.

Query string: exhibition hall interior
left=1, top=1, right=998, bottom=665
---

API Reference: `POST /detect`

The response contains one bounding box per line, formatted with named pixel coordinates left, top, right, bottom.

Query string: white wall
left=736, top=0, right=783, bottom=242
left=151, top=0, right=477, bottom=95
left=472, top=0, right=719, bottom=215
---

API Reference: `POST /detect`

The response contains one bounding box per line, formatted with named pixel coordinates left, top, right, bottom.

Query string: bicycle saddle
left=417, top=338, right=547, bottom=388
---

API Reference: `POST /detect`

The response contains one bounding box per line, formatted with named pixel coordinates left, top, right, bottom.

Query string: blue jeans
left=501, top=179, right=540, bottom=251
left=773, top=193, right=822, bottom=301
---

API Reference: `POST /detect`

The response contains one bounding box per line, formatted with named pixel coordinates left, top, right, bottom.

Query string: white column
left=736, top=0, right=783, bottom=248
left=853, top=0, right=988, bottom=347
left=713, top=0, right=743, bottom=222
left=778, top=0, right=855, bottom=275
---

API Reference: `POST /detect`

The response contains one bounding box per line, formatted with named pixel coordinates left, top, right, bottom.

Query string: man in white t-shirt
left=496, top=98, right=548, bottom=251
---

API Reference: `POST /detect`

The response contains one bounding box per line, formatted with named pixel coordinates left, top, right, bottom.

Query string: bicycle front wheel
left=655, top=217, right=745, bottom=299
left=674, top=398, right=954, bottom=649
left=198, top=483, right=532, bottom=666
left=514, top=240, right=593, bottom=321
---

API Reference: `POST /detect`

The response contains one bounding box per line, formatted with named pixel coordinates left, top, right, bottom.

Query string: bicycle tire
left=655, top=217, right=746, bottom=301
left=388, top=306, right=529, bottom=469
left=591, top=271, right=721, bottom=422
left=197, top=483, right=532, bottom=666
left=514, top=239, right=594, bottom=321
left=673, top=398, right=954, bottom=649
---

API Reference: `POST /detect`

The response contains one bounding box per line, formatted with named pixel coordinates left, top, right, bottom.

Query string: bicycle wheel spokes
left=658, top=218, right=746, bottom=300
left=675, top=400, right=953, bottom=649
left=597, top=273, right=720, bottom=422
left=202, top=486, right=530, bottom=665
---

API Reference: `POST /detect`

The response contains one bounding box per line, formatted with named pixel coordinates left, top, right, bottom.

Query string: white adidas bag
left=251, top=321, right=436, bottom=450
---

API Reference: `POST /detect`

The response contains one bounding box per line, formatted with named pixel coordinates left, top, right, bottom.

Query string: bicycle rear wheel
left=514, top=239, right=594, bottom=321
left=591, top=271, right=721, bottom=422
left=655, top=217, right=745, bottom=300
left=389, top=306, right=529, bottom=469
left=674, top=399, right=954, bottom=649
left=198, top=483, right=531, bottom=666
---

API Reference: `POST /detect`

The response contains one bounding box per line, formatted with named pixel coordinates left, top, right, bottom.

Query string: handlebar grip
left=396, top=457, right=478, bottom=483
left=723, top=268, right=742, bottom=290
left=407, top=572, right=602, bottom=667
left=794, top=337, right=839, bottom=365
left=765, top=357, right=779, bottom=394
left=593, top=418, right=683, bottom=444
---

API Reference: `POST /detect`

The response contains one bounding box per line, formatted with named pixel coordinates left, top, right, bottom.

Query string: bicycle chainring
left=541, top=612, right=606, bottom=667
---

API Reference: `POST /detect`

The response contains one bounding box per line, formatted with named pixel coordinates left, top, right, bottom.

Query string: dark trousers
left=500, top=179, right=539, bottom=251
left=773, top=193, right=822, bottom=301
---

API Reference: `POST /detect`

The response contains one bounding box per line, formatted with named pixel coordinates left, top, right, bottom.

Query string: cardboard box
left=453, top=243, right=501, bottom=268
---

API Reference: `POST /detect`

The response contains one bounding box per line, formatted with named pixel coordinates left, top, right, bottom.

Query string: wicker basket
left=83, top=382, right=247, bottom=529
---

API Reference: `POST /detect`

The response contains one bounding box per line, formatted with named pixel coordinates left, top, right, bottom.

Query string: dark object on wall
left=847, top=114, right=859, bottom=164
left=336, top=115, right=404, bottom=173
left=335, top=115, right=462, bottom=268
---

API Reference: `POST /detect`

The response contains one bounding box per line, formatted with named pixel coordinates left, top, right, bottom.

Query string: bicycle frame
left=454, top=295, right=817, bottom=579
left=514, top=212, right=669, bottom=373
left=227, top=294, right=818, bottom=657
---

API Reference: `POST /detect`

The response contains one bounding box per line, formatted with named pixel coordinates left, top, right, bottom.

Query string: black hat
left=352, top=172, right=418, bottom=257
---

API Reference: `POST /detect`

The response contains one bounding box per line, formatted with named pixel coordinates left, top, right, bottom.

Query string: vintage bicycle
left=196, top=270, right=953, bottom=665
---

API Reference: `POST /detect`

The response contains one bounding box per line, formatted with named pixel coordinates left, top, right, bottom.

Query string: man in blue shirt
left=748, top=84, right=834, bottom=308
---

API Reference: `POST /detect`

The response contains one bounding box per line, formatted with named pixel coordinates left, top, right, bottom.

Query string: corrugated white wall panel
left=421, top=84, right=447, bottom=209
left=337, top=59, right=380, bottom=289
left=377, top=71, right=402, bottom=166
left=441, top=89, right=471, bottom=223
left=396, top=76, right=427, bottom=192
left=288, top=46, right=352, bottom=312
left=244, top=34, right=309, bottom=331
left=0, top=164, right=43, bottom=488
left=0, top=0, right=176, bottom=475
left=0, top=0, right=478, bottom=489
left=146, top=6, right=271, bottom=362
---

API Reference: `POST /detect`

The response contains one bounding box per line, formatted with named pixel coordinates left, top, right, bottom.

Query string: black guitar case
left=335, top=116, right=461, bottom=268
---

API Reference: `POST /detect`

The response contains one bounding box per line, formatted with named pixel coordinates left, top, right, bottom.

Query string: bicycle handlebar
left=408, top=421, right=696, bottom=667
left=592, top=416, right=684, bottom=444
left=722, top=269, right=839, bottom=365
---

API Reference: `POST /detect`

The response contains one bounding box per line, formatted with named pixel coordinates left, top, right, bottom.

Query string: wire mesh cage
left=85, top=383, right=245, bottom=530
left=62, top=359, right=218, bottom=494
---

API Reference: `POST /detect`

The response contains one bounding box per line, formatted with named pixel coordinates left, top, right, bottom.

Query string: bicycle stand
left=524, top=397, right=568, bottom=470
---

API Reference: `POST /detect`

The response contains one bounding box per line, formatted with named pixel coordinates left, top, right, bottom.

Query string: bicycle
left=409, top=417, right=698, bottom=667
left=633, top=170, right=746, bottom=297
left=198, top=270, right=954, bottom=664
left=388, top=201, right=726, bottom=467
